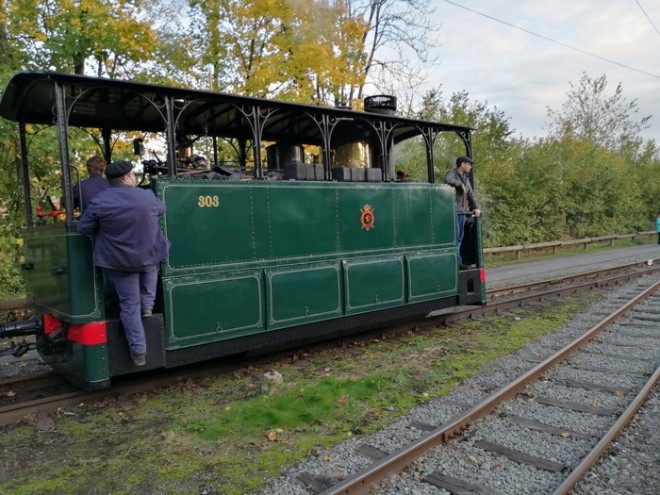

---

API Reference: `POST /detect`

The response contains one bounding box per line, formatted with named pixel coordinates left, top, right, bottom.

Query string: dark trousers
left=456, top=214, right=466, bottom=265
left=103, top=266, right=158, bottom=355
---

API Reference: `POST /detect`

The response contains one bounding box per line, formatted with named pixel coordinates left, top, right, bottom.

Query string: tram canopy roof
left=0, top=71, right=472, bottom=145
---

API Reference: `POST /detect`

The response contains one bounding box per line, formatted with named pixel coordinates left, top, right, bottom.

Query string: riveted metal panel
left=264, top=184, right=338, bottom=258
left=153, top=179, right=473, bottom=351
left=161, top=182, right=256, bottom=268
left=158, top=180, right=457, bottom=269
left=407, top=250, right=458, bottom=302
left=431, top=184, right=457, bottom=245
left=344, top=257, right=405, bottom=313
left=163, top=271, right=263, bottom=347
left=392, top=185, right=434, bottom=246
left=266, top=262, right=342, bottom=328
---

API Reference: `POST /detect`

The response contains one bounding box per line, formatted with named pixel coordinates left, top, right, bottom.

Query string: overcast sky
left=419, top=0, right=660, bottom=141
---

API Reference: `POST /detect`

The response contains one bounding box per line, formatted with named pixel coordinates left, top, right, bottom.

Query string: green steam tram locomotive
left=0, top=72, right=485, bottom=389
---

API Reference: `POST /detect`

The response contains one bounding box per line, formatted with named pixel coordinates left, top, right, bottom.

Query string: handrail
left=485, top=231, right=656, bottom=259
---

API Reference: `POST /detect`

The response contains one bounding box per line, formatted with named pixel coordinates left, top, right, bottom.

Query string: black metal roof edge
left=0, top=71, right=474, bottom=132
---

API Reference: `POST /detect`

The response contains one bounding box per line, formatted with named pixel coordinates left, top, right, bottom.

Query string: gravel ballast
left=258, top=275, right=659, bottom=495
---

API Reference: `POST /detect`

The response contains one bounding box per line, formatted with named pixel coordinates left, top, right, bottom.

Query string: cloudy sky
left=419, top=0, right=660, bottom=141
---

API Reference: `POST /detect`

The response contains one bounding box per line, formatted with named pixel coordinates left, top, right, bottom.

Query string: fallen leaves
left=266, top=428, right=284, bottom=442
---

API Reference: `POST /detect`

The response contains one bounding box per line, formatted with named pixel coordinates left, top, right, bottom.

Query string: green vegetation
left=184, top=376, right=389, bottom=439
left=0, top=295, right=595, bottom=495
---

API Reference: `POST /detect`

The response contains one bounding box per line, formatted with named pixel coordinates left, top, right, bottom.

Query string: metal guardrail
left=484, top=230, right=656, bottom=259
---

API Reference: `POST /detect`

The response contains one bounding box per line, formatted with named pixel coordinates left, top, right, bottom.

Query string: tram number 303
left=198, top=195, right=220, bottom=207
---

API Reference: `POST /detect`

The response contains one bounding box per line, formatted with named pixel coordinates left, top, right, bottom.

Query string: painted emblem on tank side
left=360, top=204, right=375, bottom=230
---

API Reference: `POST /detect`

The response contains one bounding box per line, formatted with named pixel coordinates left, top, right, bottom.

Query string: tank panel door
left=343, top=256, right=405, bottom=313
left=163, top=271, right=264, bottom=347
left=266, top=262, right=342, bottom=328
left=407, top=251, right=458, bottom=302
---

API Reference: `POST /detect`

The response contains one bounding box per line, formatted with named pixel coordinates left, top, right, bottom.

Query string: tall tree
left=6, top=0, right=159, bottom=77
left=414, top=88, right=516, bottom=180
left=546, top=73, right=652, bottom=153
left=544, top=73, right=659, bottom=235
left=188, top=0, right=365, bottom=103
left=342, top=0, right=437, bottom=103
left=0, top=0, right=33, bottom=300
left=186, top=0, right=436, bottom=106
left=133, top=0, right=200, bottom=86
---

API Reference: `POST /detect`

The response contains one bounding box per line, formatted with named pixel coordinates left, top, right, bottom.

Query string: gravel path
left=486, top=244, right=660, bottom=288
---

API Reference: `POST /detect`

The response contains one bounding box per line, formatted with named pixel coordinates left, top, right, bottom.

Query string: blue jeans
left=103, top=266, right=158, bottom=355
left=456, top=214, right=466, bottom=265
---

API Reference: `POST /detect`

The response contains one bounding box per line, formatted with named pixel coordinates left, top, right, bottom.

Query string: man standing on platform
left=77, top=160, right=169, bottom=366
left=444, top=156, right=481, bottom=269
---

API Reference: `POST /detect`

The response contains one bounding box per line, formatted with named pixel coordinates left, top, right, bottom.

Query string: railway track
left=264, top=276, right=659, bottom=495
left=1, top=261, right=658, bottom=429
left=0, top=356, right=248, bottom=426
left=485, top=258, right=657, bottom=301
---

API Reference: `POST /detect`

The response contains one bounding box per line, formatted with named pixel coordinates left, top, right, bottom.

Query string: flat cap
left=105, top=160, right=133, bottom=179
left=456, top=156, right=474, bottom=167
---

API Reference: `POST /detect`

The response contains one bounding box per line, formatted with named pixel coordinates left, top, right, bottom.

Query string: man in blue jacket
left=77, top=160, right=169, bottom=366
left=72, top=156, right=110, bottom=210
left=444, top=156, right=481, bottom=269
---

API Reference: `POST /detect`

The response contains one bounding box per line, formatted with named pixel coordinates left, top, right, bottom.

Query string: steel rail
left=0, top=371, right=60, bottom=389
left=552, top=364, right=660, bottom=495
left=486, top=258, right=659, bottom=301
left=0, top=357, right=245, bottom=426
left=320, top=279, right=660, bottom=495
left=0, top=389, right=90, bottom=424
left=424, top=264, right=660, bottom=328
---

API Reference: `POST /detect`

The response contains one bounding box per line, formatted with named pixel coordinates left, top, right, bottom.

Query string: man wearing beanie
left=77, top=160, right=169, bottom=366
left=444, top=156, right=481, bottom=269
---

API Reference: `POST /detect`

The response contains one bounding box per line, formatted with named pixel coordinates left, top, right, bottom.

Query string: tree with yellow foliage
left=5, top=0, right=159, bottom=77
left=189, top=0, right=367, bottom=105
